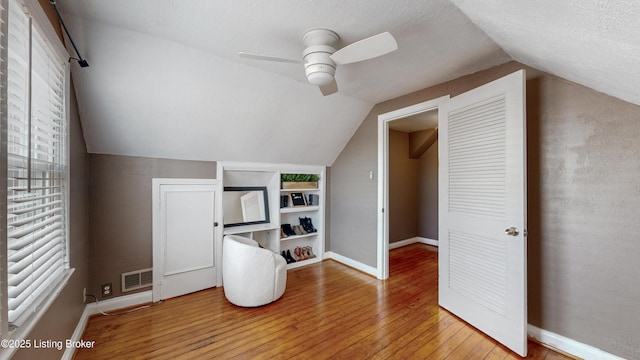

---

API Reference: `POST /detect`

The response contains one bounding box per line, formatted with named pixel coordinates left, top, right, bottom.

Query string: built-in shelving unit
left=279, top=184, right=323, bottom=269
left=218, top=162, right=325, bottom=270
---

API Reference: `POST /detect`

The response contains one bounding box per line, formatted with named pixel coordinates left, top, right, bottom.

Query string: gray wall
left=526, top=75, right=640, bottom=358
left=329, top=61, right=640, bottom=359
left=13, top=84, right=90, bottom=360
left=388, top=130, right=418, bottom=242
left=417, top=140, right=438, bottom=240
left=87, top=155, right=216, bottom=298
left=387, top=130, right=438, bottom=243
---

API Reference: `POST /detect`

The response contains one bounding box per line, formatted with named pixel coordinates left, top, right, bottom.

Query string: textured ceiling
left=55, top=0, right=639, bottom=165
left=449, top=0, right=640, bottom=106
left=56, top=0, right=509, bottom=165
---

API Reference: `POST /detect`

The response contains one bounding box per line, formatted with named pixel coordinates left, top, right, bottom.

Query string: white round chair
left=222, top=234, right=287, bottom=307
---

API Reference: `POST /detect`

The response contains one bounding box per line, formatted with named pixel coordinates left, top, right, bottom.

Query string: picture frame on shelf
left=290, top=192, right=307, bottom=207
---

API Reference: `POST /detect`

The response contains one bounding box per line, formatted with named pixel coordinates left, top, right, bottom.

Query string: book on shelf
left=306, top=194, right=319, bottom=206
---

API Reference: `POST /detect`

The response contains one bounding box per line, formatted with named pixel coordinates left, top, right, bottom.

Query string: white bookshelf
left=218, top=162, right=325, bottom=270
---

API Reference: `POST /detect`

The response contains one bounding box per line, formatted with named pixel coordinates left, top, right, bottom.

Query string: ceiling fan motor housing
left=303, top=29, right=339, bottom=86
left=303, top=45, right=336, bottom=86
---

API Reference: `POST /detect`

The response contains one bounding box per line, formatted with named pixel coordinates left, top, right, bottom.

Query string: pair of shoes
left=293, top=247, right=306, bottom=261
left=281, top=224, right=296, bottom=237
left=281, top=250, right=296, bottom=264
left=299, top=217, right=317, bottom=233
left=280, top=228, right=288, bottom=239
left=293, top=246, right=316, bottom=261
left=292, top=225, right=307, bottom=236
left=302, top=246, right=316, bottom=259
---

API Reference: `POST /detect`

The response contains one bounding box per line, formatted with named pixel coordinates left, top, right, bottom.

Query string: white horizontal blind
left=6, top=0, right=67, bottom=324
left=0, top=0, right=8, bottom=337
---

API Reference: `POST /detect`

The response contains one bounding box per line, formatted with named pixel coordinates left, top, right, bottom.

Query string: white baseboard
left=61, top=291, right=153, bottom=360
left=528, top=325, right=626, bottom=360
left=324, top=251, right=378, bottom=277
left=389, top=236, right=438, bottom=249
left=85, top=290, right=153, bottom=315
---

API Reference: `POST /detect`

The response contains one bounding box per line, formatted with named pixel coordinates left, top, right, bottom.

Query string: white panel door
left=153, top=180, right=217, bottom=301
left=438, top=70, right=527, bottom=356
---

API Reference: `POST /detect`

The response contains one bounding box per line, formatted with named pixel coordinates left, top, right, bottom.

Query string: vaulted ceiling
left=55, top=0, right=640, bottom=166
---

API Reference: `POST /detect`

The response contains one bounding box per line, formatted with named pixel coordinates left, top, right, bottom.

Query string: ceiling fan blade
left=238, top=52, right=302, bottom=64
left=330, top=32, right=397, bottom=65
left=319, top=79, right=338, bottom=96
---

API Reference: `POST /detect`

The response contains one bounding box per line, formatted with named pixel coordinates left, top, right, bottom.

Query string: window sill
left=1, top=268, right=75, bottom=360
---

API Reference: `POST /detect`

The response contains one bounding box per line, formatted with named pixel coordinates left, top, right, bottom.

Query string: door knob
left=505, top=227, right=519, bottom=236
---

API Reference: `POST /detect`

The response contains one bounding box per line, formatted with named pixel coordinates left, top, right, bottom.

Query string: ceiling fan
left=238, top=29, right=398, bottom=96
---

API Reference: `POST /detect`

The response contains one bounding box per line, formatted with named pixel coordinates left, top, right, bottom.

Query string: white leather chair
left=222, top=234, right=287, bottom=307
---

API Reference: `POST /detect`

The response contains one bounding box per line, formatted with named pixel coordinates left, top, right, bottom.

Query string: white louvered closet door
left=438, top=70, right=527, bottom=357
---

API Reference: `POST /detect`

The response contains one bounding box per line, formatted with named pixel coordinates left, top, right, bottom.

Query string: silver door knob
left=505, top=227, right=519, bottom=236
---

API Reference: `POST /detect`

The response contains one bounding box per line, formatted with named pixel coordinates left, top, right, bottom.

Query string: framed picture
left=289, top=192, right=307, bottom=207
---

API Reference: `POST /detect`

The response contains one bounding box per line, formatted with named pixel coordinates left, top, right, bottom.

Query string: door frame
left=152, top=178, right=220, bottom=302
left=376, top=96, right=449, bottom=280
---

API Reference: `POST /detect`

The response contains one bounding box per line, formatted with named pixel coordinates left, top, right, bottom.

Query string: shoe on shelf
left=299, top=217, right=317, bottom=233
left=306, top=217, right=317, bottom=232
left=282, top=223, right=296, bottom=236
left=294, top=246, right=307, bottom=261
left=280, top=228, right=288, bottom=239
left=303, top=246, right=316, bottom=258
left=284, top=250, right=296, bottom=264
left=281, top=251, right=293, bottom=264
left=292, top=225, right=303, bottom=236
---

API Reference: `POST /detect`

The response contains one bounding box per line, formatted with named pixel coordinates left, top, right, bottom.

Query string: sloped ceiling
left=55, top=0, right=640, bottom=166
left=56, top=0, right=509, bottom=165
left=449, top=0, right=640, bottom=106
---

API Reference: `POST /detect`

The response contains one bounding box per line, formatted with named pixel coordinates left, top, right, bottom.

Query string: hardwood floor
left=74, top=244, right=570, bottom=360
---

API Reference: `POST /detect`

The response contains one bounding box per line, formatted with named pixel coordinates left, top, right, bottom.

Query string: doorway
left=376, top=96, right=449, bottom=280
left=387, top=109, right=439, bottom=252
left=377, top=70, right=528, bottom=356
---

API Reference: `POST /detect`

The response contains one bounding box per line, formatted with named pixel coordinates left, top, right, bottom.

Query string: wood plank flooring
left=74, top=244, right=571, bottom=360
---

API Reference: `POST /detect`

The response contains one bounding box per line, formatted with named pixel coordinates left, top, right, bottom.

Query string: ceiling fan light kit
left=303, top=30, right=338, bottom=86
left=303, top=46, right=337, bottom=86
left=239, top=28, right=397, bottom=95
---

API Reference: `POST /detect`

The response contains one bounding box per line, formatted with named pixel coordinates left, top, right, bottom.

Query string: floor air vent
left=122, top=268, right=153, bottom=292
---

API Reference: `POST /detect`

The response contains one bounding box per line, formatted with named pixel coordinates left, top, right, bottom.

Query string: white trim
left=61, top=291, right=153, bottom=360
left=389, top=237, right=439, bottom=250
left=60, top=306, right=91, bottom=360
left=84, top=290, right=153, bottom=315
left=324, top=252, right=378, bottom=277
left=528, top=325, right=626, bottom=360
left=377, top=96, right=449, bottom=280
left=419, top=237, right=439, bottom=247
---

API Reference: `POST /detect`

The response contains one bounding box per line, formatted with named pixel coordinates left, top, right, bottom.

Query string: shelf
left=280, top=233, right=317, bottom=241
left=286, top=257, right=321, bottom=269
left=280, top=188, right=319, bottom=193
left=223, top=223, right=278, bottom=235
left=280, top=205, right=320, bottom=213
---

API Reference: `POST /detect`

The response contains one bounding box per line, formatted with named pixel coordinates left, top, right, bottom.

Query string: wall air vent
left=121, top=268, right=153, bottom=292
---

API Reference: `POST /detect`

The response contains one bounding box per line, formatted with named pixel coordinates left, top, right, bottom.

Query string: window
left=2, top=0, right=70, bottom=339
